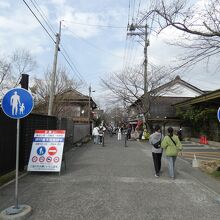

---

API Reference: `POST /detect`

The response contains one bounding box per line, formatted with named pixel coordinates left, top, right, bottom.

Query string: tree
left=0, top=59, right=11, bottom=96
left=142, top=0, right=220, bottom=69
left=102, top=106, right=127, bottom=126
left=100, top=64, right=174, bottom=127
left=31, top=66, right=83, bottom=116
left=0, top=49, right=36, bottom=97
left=11, top=49, right=37, bottom=79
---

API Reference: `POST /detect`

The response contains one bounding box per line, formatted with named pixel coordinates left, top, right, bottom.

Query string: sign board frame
left=27, top=130, right=65, bottom=172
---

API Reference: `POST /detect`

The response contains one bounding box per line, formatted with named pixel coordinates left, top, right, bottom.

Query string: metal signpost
left=1, top=88, right=33, bottom=217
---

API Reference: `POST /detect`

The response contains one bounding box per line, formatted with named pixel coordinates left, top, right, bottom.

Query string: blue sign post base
left=0, top=205, right=32, bottom=219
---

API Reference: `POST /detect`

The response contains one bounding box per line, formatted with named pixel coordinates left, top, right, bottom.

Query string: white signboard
left=27, top=130, right=65, bottom=172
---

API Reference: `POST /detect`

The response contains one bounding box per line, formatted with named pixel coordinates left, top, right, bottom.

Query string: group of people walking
left=92, top=123, right=182, bottom=179
left=149, top=125, right=182, bottom=179
left=92, top=125, right=106, bottom=145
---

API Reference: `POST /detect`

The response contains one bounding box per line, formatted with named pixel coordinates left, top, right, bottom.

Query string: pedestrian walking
left=126, top=124, right=132, bottom=140
left=98, top=125, right=106, bottom=145
left=161, top=127, right=182, bottom=179
left=149, top=125, right=163, bottom=178
left=117, top=127, right=122, bottom=140
left=92, top=126, right=99, bottom=144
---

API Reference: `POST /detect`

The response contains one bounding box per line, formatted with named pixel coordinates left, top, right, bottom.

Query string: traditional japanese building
left=33, top=88, right=97, bottom=123
left=128, top=75, right=206, bottom=133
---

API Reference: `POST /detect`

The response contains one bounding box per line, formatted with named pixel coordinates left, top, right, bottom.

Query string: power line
left=63, top=20, right=126, bottom=29
left=30, top=0, right=56, bottom=35
left=60, top=47, right=85, bottom=83
left=22, top=0, right=56, bottom=43
left=132, top=0, right=137, bottom=21
left=63, top=25, right=124, bottom=58
left=136, top=0, right=142, bottom=23
left=22, top=1, right=86, bottom=84
left=128, top=0, right=131, bottom=25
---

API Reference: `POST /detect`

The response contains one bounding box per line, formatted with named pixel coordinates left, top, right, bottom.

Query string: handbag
left=153, top=140, right=161, bottom=149
left=152, top=135, right=162, bottom=149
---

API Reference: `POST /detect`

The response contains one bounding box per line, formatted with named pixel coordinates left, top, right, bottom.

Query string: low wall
left=73, top=124, right=90, bottom=143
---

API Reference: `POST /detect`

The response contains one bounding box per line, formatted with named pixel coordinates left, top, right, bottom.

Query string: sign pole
left=15, top=118, right=20, bottom=209
left=0, top=88, right=33, bottom=218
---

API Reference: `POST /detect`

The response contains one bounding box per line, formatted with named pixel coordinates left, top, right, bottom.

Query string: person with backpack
left=92, top=126, right=100, bottom=144
left=161, top=127, right=182, bottom=180
left=149, top=125, right=163, bottom=178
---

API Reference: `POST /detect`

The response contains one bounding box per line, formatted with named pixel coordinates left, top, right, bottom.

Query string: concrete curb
left=0, top=173, right=28, bottom=190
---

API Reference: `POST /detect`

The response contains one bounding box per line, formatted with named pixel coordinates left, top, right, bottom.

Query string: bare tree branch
left=142, top=0, right=220, bottom=69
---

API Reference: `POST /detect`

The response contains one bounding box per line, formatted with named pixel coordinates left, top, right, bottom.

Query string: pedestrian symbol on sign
left=10, top=91, right=22, bottom=115
left=37, top=146, right=46, bottom=156
left=2, top=88, right=34, bottom=119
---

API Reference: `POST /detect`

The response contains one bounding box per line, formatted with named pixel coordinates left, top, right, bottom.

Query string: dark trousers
left=152, top=153, right=162, bottom=175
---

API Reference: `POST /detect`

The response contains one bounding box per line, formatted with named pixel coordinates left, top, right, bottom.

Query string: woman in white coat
left=118, top=127, right=122, bottom=140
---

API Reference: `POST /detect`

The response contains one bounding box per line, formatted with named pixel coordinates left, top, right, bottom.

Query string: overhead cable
left=60, top=48, right=85, bottom=83
left=30, top=0, right=56, bottom=35
left=63, top=21, right=125, bottom=29
left=63, top=25, right=124, bottom=58
left=22, top=0, right=56, bottom=43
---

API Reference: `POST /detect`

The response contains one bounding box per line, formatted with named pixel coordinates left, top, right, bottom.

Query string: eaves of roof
left=174, top=89, right=220, bottom=107
left=129, top=76, right=205, bottom=107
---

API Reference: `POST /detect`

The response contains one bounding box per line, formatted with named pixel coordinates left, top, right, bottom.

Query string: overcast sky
left=0, top=0, right=219, bottom=108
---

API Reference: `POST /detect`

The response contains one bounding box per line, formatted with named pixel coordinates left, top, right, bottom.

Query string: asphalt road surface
left=0, top=136, right=219, bottom=220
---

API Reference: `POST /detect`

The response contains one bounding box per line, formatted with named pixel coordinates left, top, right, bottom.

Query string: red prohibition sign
left=46, top=156, right=52, bottom=163
left=48, top=146, right=57, bottom=156
left=39, top=156, right=45, bottom=162
left=53, top=156, right=60, bottom=163
left=32, top=156, right=38, bottom=162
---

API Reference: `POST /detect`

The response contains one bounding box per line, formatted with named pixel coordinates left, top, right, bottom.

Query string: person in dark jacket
left=149, top=125, right=163, bottom=177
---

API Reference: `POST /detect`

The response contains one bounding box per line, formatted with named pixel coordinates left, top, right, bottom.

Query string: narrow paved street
left=0, top=135, right=219, bottom=220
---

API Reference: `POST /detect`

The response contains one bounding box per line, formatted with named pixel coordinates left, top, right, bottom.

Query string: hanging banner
left=27, top=130, right=65, bottom=172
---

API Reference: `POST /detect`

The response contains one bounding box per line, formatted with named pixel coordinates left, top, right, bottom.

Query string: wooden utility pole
left=48, top=21, right=61, bottom=116
left=88, top=85, right=91, bottom=124
left=127, top=22, right=149, bottom=123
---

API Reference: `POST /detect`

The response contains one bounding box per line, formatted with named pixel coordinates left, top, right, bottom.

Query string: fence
left=0, top=109, right=90, bottom=176
left=0, top=108, right=17, bottom=176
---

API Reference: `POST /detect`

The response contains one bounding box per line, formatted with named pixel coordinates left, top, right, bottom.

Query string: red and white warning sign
left=53, top=157, right=60, bottom=163
left=46, top=156, right=52, bottom=163
left=48, top=146, right=57, bottom=155
left=32, top=156, right=38, bottom=162
left=27, top=130, right=65, bottom=172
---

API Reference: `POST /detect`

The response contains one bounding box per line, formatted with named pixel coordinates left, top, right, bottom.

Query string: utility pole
left=88, top=85, right=91, bottom=124
left=48, top=21, right=62, bottom=116
left=127, top=22, right=149, bottom=123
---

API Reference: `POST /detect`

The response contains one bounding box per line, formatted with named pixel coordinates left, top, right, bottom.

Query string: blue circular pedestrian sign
left=37, top=146, right=46, bottom=156
left=217, top=107, right=220, bottom=122
left=1, top=88, right=34, bottom=119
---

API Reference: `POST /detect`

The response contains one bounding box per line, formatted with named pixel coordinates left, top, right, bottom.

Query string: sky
left=0, top=0, right=219, bottom=109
